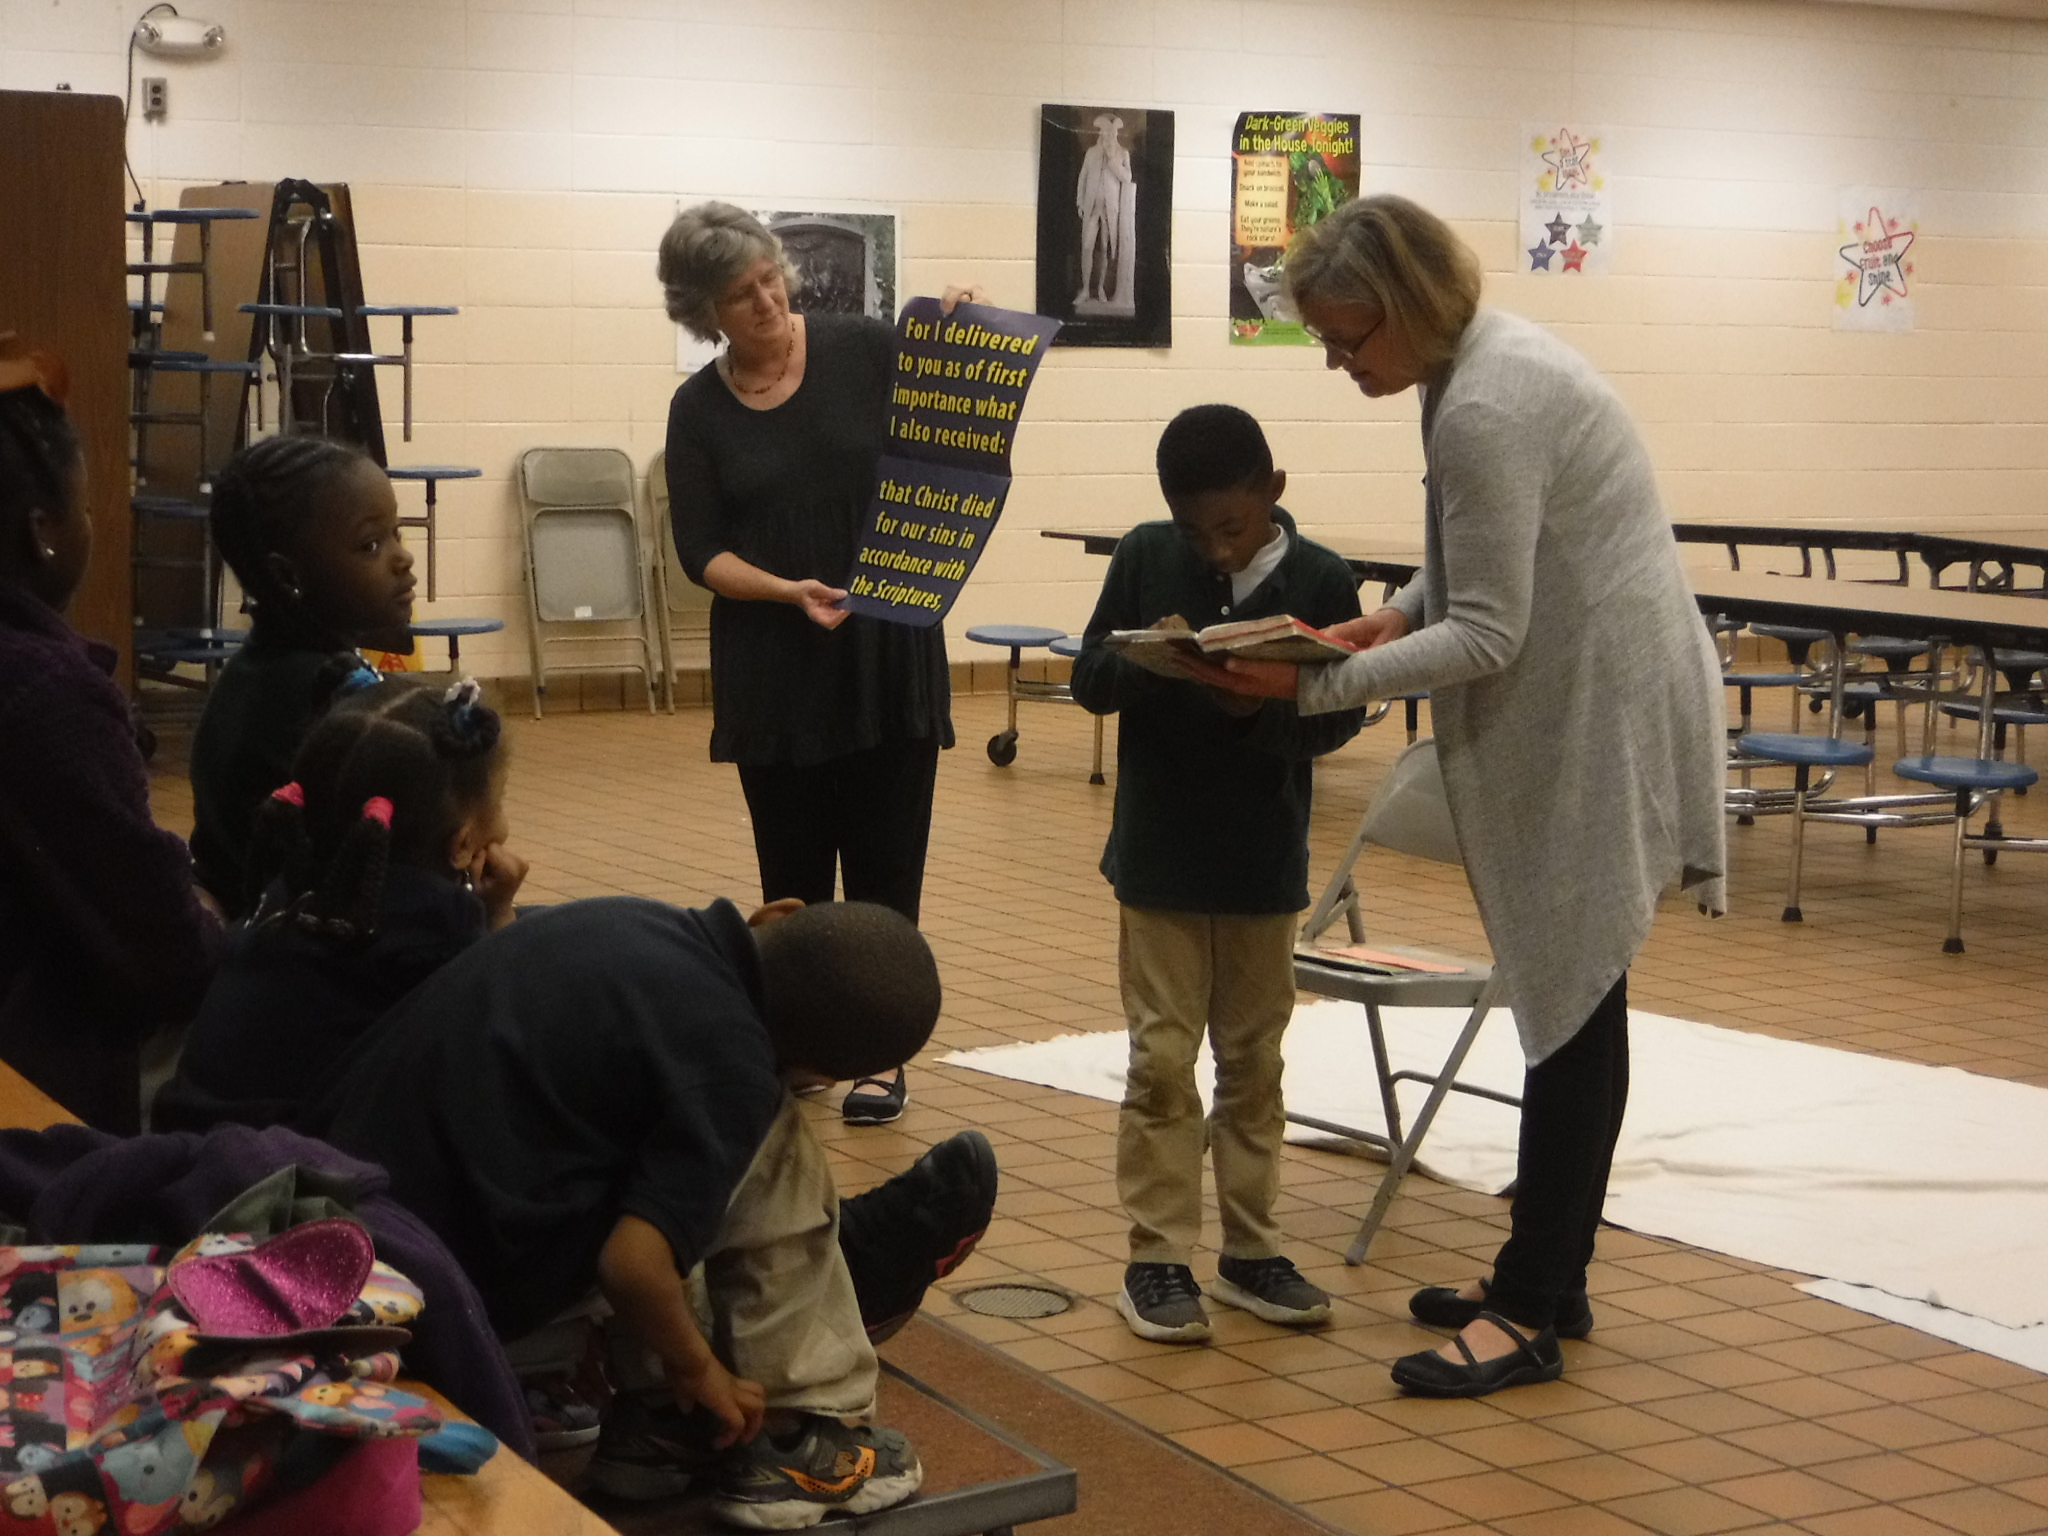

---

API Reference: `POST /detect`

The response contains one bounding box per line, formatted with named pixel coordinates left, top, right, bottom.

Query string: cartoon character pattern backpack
left=0, top=1220, right=440, bottom=1535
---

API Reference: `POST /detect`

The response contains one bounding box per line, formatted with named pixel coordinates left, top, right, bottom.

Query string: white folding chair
left=1289, top=739, right=1517, bottom=1264
left=646, top=449, right=712, bottom=711
left=517, top=447, right=661, bottom=719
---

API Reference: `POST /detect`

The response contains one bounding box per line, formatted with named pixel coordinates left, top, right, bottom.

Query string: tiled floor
left=148, top=682, right=2048, bottom=1536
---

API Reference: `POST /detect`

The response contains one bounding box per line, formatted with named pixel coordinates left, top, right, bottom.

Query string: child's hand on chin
left=669, top=1355, right=767, bottom=1448
left=469, top=844, right=529, bottom=929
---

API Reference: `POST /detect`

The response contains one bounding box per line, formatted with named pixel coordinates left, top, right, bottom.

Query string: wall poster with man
left=1034, top=104, right=1174, bottom=348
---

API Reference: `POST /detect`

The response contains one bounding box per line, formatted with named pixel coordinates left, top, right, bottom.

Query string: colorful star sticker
left=1543, top=212, right=1571, bottom=245
left=1561, top=242, right=1588, bottom=273
left=1528, top=243, right=1556, bottom=271
left=1575, top=215, right=1603, bottom=246
left=1838, top=205, right=1915, bottom=307
left=1542, top=130, right=1595, bottom=191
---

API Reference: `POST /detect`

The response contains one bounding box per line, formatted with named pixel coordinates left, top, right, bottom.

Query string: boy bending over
left=1073, top=405, right=1367, bottom=1344
left=303, top=895, right=974, bottom=1529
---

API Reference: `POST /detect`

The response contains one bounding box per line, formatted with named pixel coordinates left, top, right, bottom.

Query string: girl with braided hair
left=158, top=674, right=523, bottom=1134
left=189, top=435, right=417, bottom=914
left=0, top=342, right=220, bottom=1130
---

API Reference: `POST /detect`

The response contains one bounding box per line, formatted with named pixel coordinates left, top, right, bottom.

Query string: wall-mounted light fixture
left=134, top=12, right=227, bottom=58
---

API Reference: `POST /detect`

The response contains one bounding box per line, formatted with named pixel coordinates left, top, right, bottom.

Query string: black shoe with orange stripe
left=712, top=1417, right=923, bottom=1530
left=839, top=1130, right=998, bottom=1345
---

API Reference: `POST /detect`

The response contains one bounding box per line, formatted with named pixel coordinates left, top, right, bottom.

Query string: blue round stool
left=1894, top=754, right=2042, bottom=952
left=964, top=625, right=1066, bottom=767
left=411, top=616, right=505, bottom=672
left=1738, top=733, right=1875, bottom=924
left=388, top=466, right=482, bottom=602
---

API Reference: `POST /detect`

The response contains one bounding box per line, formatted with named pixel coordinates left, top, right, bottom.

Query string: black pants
left=1486, top=971, right=1630, bottom=1332
left=736, top=736, right=941, bottom=924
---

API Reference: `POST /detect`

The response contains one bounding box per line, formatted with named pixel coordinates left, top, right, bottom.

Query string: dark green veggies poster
left=1228, top=113, right=1361, bottom=346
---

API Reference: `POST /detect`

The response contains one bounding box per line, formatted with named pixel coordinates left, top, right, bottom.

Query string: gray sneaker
left=1116, top=1262, right=1211, bottom=1343
left=1210, top=1255, right=1333, bottom=1327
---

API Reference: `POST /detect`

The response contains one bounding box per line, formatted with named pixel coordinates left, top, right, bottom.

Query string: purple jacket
left=0, top=1119, right=534, bottom=1460
left=0, top=581, right=219, bottom=1131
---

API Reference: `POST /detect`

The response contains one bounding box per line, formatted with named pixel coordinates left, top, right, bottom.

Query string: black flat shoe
left=1390, top=1311, right=1563, bottom=1398
left=1408, top=1280, right=1593, bottom=1340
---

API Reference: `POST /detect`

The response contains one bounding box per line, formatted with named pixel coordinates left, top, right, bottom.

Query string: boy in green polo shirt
left=1072, top=405, right=1367, bottom=1344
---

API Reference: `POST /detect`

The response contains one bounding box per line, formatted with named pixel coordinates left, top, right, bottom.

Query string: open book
left=1103, top=614, right=1358, bottom=677
left=1295, top=942, right=1469, bottom=976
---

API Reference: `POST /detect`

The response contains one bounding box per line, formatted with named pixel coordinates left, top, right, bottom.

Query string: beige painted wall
left=7, top=0, right=2047, bottom=677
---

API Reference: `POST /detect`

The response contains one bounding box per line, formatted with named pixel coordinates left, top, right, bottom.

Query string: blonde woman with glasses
left=1207, top=194, right=1726, bottom=1400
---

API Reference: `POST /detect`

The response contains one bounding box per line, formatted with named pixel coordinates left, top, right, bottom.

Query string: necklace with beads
left=724, top=320, right=795, bottom=397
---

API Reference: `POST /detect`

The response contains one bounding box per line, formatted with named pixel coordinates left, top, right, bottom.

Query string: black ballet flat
left=1390, top=1310, right=1563, bottom=1398
left=1408, top=1279, right=1594, bottom=1340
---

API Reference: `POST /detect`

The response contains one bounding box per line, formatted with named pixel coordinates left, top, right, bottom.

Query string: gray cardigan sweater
left=1299, top=309, right=1726, bottom=1063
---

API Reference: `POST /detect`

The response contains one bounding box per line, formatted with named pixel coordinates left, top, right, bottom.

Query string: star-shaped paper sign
left=1528, top=243, right=1556, bottom=271
left=1576, top=215, right=1603, bottom=246
left=1543, top=212, right=1571, bottom=245
left=1838, top=206, right=1915, bottom=307
left=1542, top=130, right=1595, bottom=191
left=1561, top=242, right=1588, bottom=273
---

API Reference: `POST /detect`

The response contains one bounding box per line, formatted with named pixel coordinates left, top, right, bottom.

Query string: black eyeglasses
left=1302, top=312, right=1386, bottom=365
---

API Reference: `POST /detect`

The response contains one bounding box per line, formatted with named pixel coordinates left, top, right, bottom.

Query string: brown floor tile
left=1106, top=1390, right=1234, bottom=1435
left=1263, top=1405, right=1411, bottom=1453
left=1548, top=1404, right=1704, bottom=1453
left=1914, top=1438, right=2048, bottom=1485
left=1647, top=1391, right=1797, bottom=1436
left=1520, top=1453, right=1683, bottom=1501
left=1332, top=1438, right=1494, bottom=1486
left=1706, top=1467, right=1874, bottom=1519
left=1437, top=1421, right=1594, bottom=1469
left=1237, top=1452, right=1384, bottom=1503
left=1719, top=1419, right=1885, bottom=1467
left=1820, top=1405, right=1986, bottom=1451
left=1797, top=1507, right=1983, bottom=1536
left=1165, top=1420, right=1301, bottom=1467
left=1624, top=1437, right=1783, bottom=1484
left=1416, top=1468, right=1577, bottom=1521
left=1494, top=1509, right=1664, bottom=1536
left=1809, top=1452, right=1973, bottom=1501
left=1604, top=1485, right=1778, bottom=1536
left=1302, top=1486, right=1474, bottom=1535
left=1898, top=1486, right=2048, bottom=1535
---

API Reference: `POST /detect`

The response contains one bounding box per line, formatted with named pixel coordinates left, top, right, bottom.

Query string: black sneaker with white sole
left=712, top=1417, right=923, bottom=1530
left=1210, top=1255, right=1333, bottom=1327
left=839, top=1129, right=999, bottom=1344
left=1116, top=1261, right=1211, bottom=1343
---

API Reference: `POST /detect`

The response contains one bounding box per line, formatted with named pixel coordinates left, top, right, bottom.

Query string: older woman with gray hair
left=659, top=202, right=978, bottom=1125
left=1208, top=194, right=1726, bottom=1398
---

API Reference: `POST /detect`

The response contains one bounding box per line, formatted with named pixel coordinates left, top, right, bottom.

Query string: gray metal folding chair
left=646, top=449, right=712, bottom=711
left=517, top=447, right=660, bottom=719
left=1289, top=739, right=1516, bottom=1264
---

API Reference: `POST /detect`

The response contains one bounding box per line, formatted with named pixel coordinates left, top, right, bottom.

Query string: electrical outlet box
left=142, top=77, right=168, bottom=120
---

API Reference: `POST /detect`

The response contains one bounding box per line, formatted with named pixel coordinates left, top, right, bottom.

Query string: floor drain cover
left=955, top=1283, right=1073, bottom=1319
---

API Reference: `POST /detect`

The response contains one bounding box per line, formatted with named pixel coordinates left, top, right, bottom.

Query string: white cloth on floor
left=942, top=1000, right=2048, bottom=1336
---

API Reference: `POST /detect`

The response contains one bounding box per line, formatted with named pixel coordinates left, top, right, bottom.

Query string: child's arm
left=1070, top=540, right=1179, bottom=715
left=598, top=1214, right=767, bottom=1447
left=467, top=843, right=529, bottom=930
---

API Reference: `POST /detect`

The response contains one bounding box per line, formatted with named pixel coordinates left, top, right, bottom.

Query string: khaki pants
left=1117, top=905, right=1299, bottom=1267
left=614, top=1094, right=877, bottom=1417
